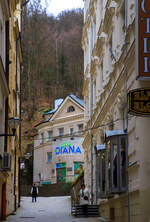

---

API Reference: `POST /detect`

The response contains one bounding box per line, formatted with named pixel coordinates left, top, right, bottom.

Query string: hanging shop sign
left=136, top=0, right=150, bottom=79
left=128, top=88, right=150, bottom=115
left=55, top=142, right=82, bottom=155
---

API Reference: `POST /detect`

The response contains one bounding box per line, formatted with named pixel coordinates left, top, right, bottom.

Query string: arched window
left=67, top=106, right=75, bottom=112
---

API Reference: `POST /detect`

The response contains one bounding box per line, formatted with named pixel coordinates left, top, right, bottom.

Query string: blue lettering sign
left=63, top=147, right=69, bottom=154
left=76, top=146, right=82, bottom=154
left=55, top=147, right=60, bottom=155
left=55, top=145, right=82, bottom=155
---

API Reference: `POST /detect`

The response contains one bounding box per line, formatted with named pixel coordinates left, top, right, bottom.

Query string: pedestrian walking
left=79, top=183, right=89, bottom=216
left=31, top=184, right=39, bottom=202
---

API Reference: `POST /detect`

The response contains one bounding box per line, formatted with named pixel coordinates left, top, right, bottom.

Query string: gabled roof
left=69, top=94, right=84, bottom=107
left=35, top=94, right=84, bottom=128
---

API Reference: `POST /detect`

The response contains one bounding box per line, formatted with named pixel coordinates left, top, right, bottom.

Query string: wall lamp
left=0, top=117, right=21, bottom=137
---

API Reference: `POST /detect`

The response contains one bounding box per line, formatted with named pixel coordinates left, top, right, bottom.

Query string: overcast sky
left=41, top=0, right=84, bottom=16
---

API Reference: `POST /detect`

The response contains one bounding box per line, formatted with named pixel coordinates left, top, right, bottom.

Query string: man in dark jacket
left=31, top=184, right=39, bottom=202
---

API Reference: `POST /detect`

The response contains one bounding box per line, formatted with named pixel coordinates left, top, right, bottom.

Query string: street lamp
left=0, top=117, right=21, bottom=137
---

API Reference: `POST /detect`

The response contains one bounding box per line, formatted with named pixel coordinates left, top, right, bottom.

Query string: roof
left=35, top=94, right=84, bottom=128
left=69, top=94, right=84, bottom=107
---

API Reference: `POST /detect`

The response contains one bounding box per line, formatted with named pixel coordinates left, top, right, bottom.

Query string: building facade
left=0, top=0, right=26, bottom=219
left=82, top=0, right=150, bottom=222
left=0, top=0, right=9, bottom=219
left=34, top=95, right=85, bottom=185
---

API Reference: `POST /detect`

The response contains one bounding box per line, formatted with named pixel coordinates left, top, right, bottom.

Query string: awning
left=96, top=144, right=106, bottom=151
left=105, top=130, right=127, bottom=139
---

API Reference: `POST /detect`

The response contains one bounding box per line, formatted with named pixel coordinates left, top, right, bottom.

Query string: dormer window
left=67, top=106, right=75, bottom=112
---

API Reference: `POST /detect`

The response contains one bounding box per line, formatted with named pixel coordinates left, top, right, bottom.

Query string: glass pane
left=120, top=137, right=127, bottom=188
left=99, top=151, right=106, bottom=195
left=112, top=142, right=118, bottom=189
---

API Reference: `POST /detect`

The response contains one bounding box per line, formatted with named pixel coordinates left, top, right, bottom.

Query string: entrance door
left=56, top=163, right=66, bottom=183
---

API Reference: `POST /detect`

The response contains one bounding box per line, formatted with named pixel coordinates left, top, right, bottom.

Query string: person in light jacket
left=79, top=184, right=89, bottom=216
left=31, top=184, right=39, bottom=202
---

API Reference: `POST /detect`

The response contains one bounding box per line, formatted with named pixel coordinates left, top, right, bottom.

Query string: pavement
left=4, top=196, right=107, bottom=222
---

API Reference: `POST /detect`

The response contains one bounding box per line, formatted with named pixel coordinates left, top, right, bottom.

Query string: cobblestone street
left=4, top=196, right=105, bottom=222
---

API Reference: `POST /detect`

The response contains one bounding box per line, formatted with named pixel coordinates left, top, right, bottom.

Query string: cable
left=22, top=116, right=133, bottom=141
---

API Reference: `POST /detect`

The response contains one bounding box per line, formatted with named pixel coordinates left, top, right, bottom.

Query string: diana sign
left=128, top=88, right=150, bottom=116
left=55, top=144, right=82, bottom=155
left=136, top=0, right=150, bottom=79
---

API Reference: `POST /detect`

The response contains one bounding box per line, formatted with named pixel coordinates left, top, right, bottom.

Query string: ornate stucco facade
left=34, top=95, right=85, bottom=185
left=82, top=0, right=150, bottom=222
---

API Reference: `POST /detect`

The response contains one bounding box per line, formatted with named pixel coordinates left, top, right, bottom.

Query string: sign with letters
left=55, top=142, right=82, bottom=155
left=136, top=0, right=150, bottom=79
left=128, top=88, right=150, bottom=115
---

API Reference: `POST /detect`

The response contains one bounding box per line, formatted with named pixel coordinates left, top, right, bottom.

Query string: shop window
left=74, top=162, right=84, bottom=175
left=67, top=106, right=75, bottom=112
left=99, top=131, right=128, bottom=198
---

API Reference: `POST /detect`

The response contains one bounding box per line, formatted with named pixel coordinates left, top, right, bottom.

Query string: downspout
left=125, top=0, right=130, bottom=222
left=14, top=37, right=19, bottom=213
left=4, top=20, right=10, bottom=153
left=89, top=20, right=93, bottom=204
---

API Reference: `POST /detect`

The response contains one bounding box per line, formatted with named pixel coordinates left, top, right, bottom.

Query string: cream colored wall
left=83, top=0, right=150, bottom=221
left=34, top=98, right=85, bottom=184
left=34, top=137, right=84, bottom=184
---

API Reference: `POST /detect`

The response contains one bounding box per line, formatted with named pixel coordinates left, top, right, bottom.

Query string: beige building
left=82, top=0, right=150, bottom=222
left=0, top=0, right=27, bottom=219
left=0, top=0, right=9, bottom=219
left=34, top=95, right=85, bottom=185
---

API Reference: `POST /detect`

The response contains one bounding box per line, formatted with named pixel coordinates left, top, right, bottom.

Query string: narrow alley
left=4, top=196, right=105, bottom=222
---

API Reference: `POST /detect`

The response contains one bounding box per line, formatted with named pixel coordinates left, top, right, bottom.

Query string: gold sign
left=136, top=0, right=150, bottom=79
left=128, top=88, right=150, bottom=115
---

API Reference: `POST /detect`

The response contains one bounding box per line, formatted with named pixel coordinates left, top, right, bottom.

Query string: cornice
left=36, top=113, right=84, bottom=130
left=84, top=23, right=136, bottom=131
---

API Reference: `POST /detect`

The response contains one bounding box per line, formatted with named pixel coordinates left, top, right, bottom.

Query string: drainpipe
left=89, top=20, right=93, bottom=204
left=14, top=36, right=19, bottom=213
left=125, top=0, right=130, bottom=222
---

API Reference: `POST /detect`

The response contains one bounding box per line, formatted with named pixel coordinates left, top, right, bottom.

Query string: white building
left=82, top=0, right=150, bottom=221
left=33, top=95, right=85, bottom=184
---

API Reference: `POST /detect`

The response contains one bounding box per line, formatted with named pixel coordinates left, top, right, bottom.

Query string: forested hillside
left=22, top=0, right=84, bottom=121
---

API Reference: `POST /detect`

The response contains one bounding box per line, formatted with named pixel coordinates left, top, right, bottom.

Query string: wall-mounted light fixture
left=0, top=117, right=21, bottom=137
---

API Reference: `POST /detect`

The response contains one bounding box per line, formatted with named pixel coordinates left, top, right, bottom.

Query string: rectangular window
left=78, top=124, right=83, bottom=134
left=41, top=133, right=44, bottom=144
left=48, top=130, right=53, bottom=141
left=99, top=132, right=128, bottom=198
left=47, top=152, right=52, bottom=163
left=58, top=128, right=64, bottom=136
left=70, top=128, right=73, bottom=135
left=67, top=167, right=72, bottom=172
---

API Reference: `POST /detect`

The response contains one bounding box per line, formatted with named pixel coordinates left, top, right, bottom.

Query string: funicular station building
left=33, top=95, right=85, bottom=185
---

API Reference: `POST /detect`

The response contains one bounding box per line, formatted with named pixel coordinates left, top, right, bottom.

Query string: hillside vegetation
left=22, top=0, right=84, bottom=121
